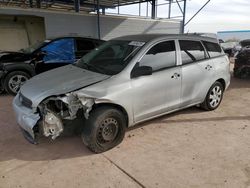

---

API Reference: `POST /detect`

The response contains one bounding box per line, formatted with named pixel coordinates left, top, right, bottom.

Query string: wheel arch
left=3, top=63, right=35, bottom=78
left=216, top=78, right=226, bottom=91
left=92, top=103, right=129, bottom=128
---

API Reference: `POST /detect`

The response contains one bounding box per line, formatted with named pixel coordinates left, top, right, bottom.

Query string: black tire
left=82, top=106, right=126, bottom=153
left=238, top=68, right=249, bottom=79
left=4, top=71, right=30, bottom=95
left=233, top=68, right=241, bottom=78
left=201, top=81, right=224, bottom=111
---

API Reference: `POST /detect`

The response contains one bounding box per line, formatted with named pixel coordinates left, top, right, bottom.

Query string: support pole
left=139, top=0, right=141, bottom=16
left=146, top=1, right=148, bottom=17
left=36, top=0, right=41, bottom=8
left=176, top=0, right=183, bottom=14
left=155, top=0, right=157, bottom=18
left=181, top=0, right=187, bottom=33
left=29, top=0, right=33, bottom=8
left=151, top=0, right=156, bottom=19
left=102, top=7, right=105, bottom=15
left=97, top=0, right=101, bottom=39
left=185, top=0, right=210, bottom=26
left=118, top=0, right=120, bottom=14
left=74, top=0, right=80, bottom=12
left=168, top=0, right=171, bottom=19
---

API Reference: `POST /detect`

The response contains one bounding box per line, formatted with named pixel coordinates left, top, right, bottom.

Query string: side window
left=41, top=38, right=75, bottom=64
left=179, top=40, right=206, bottom=65
left=140, top=41, right=176, bottom=71
left=203, top=41, right=223, bottom=58
left=76, top=39, right=95, bottom=52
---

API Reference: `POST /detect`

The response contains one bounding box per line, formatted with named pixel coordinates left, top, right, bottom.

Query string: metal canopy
left=85, top=0, right=150, bottom=8
left=0, top=0, right=211, bottom=36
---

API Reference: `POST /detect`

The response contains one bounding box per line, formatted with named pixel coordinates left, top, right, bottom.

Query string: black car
left=0, top=36, right=104, bottom=95
left=234, top=39, right=250, bottom=79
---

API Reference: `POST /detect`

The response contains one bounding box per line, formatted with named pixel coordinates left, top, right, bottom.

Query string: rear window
left=179, top=40, right=207, bottom=65
left=203, top=41, right=223, bottom=58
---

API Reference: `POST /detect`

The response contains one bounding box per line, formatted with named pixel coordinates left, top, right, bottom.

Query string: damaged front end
left=38, top=93, right=95, bottom=140
left=13, top=92, right=95, bottom=144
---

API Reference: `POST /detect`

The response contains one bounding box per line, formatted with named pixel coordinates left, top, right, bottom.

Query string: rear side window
left=179, top=40, right=206, bottom=65
left=140, top=41, right=176, bottom=71
left=203, top=41, right=223, bottom=58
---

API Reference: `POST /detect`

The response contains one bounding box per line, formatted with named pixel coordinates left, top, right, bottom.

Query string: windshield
left=75, top=40, right=145, bottom=75
left=19, top=40, right=49, bottom=54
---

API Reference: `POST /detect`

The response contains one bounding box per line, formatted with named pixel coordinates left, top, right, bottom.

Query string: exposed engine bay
left=38, top=93, right=95, bottom=140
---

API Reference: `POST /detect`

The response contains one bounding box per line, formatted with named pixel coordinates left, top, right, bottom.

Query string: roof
left=47, top=35, right=104, bottom=41
left=240, top=39, right=250, bottom=43
left=113, top=33, right=218, bottom=43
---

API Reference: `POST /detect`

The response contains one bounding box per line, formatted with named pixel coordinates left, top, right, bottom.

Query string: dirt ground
left=0, top=74, right=250, bottom=188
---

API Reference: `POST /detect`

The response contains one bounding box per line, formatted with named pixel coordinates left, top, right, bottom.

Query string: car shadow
left=229, top=76, right=250, bottom=90
left=0, top=133, right=94, bottom=162
left=128, top=106, right=250, bottom=132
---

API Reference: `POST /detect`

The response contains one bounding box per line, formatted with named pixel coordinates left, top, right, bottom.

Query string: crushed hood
left=0, top=51, right=31, bottom=63
left=20, top=65, right=110, bottom=107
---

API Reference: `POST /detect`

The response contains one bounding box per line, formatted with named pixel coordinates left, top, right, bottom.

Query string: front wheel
left=82, top=106, right=126, bottom=153
left=201, top=81, right=224, bottom=111
left=4, top=71, right=30, bottom=95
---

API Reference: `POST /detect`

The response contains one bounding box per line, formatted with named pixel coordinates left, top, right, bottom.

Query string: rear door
left=179, top=40, right=215, bottom=107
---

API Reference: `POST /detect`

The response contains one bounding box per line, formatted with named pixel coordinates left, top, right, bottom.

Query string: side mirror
left=131, top=65, right=153, bottom=78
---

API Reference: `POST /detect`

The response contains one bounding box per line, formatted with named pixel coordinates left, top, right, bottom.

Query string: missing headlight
left=43, top=110, right=63, bottom=139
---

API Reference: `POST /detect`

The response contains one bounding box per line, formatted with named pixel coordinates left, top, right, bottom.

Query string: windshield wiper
left=81, top=63, right=106, bottom=75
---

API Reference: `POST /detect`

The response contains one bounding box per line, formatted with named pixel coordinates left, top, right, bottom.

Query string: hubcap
left=209, top=86, right=222, bottom=108
left=8, top=75, right=28, bottom=93
left=97, top=118, right=119, bottom=144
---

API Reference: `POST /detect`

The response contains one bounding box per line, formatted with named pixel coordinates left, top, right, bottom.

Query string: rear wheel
left=82, top=106, right=126, bottom=153
left=201, top=81, right=224, bottom=111
left=4, top=71, right=30, bottom=95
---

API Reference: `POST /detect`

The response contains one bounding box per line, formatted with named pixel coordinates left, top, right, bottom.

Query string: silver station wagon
left=13, top=34, right=230, bottom=153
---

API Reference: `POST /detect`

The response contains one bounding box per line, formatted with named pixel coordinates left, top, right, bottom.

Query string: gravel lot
left=0, top=73, right=250, bottom=188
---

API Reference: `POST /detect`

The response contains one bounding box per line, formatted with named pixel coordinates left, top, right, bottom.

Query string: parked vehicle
left=220, top=41, right=238, bottom=57
left=0, top=36, right=104, bottom=95
left=13, top=34, right=230, bottom=153
left=234, top=39, right=250, bottom=78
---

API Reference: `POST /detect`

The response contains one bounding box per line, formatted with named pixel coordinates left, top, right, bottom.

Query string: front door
left=131, top=40, right=181, bottom=122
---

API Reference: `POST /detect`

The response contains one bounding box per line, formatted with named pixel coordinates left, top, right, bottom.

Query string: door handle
left=205, top=65, right=212, bottom=70
left=171, top=73, right=180, bottom=79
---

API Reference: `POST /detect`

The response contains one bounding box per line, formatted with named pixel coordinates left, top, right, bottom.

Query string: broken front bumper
left=12, top=94, right=40, bottom=141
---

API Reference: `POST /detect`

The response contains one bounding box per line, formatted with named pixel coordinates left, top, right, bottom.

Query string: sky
left=106, top=0, right=250, bottom=33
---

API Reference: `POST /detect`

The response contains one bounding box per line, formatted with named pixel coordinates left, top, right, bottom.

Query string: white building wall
left=0, top=7, right=181, bottom=50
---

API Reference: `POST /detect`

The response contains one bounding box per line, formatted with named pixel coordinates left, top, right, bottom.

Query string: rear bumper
left=12, top=93, right=40, bottom=140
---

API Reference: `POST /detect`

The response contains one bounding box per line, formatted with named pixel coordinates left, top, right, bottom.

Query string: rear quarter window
left=203, top=41, right=223, bottom=58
